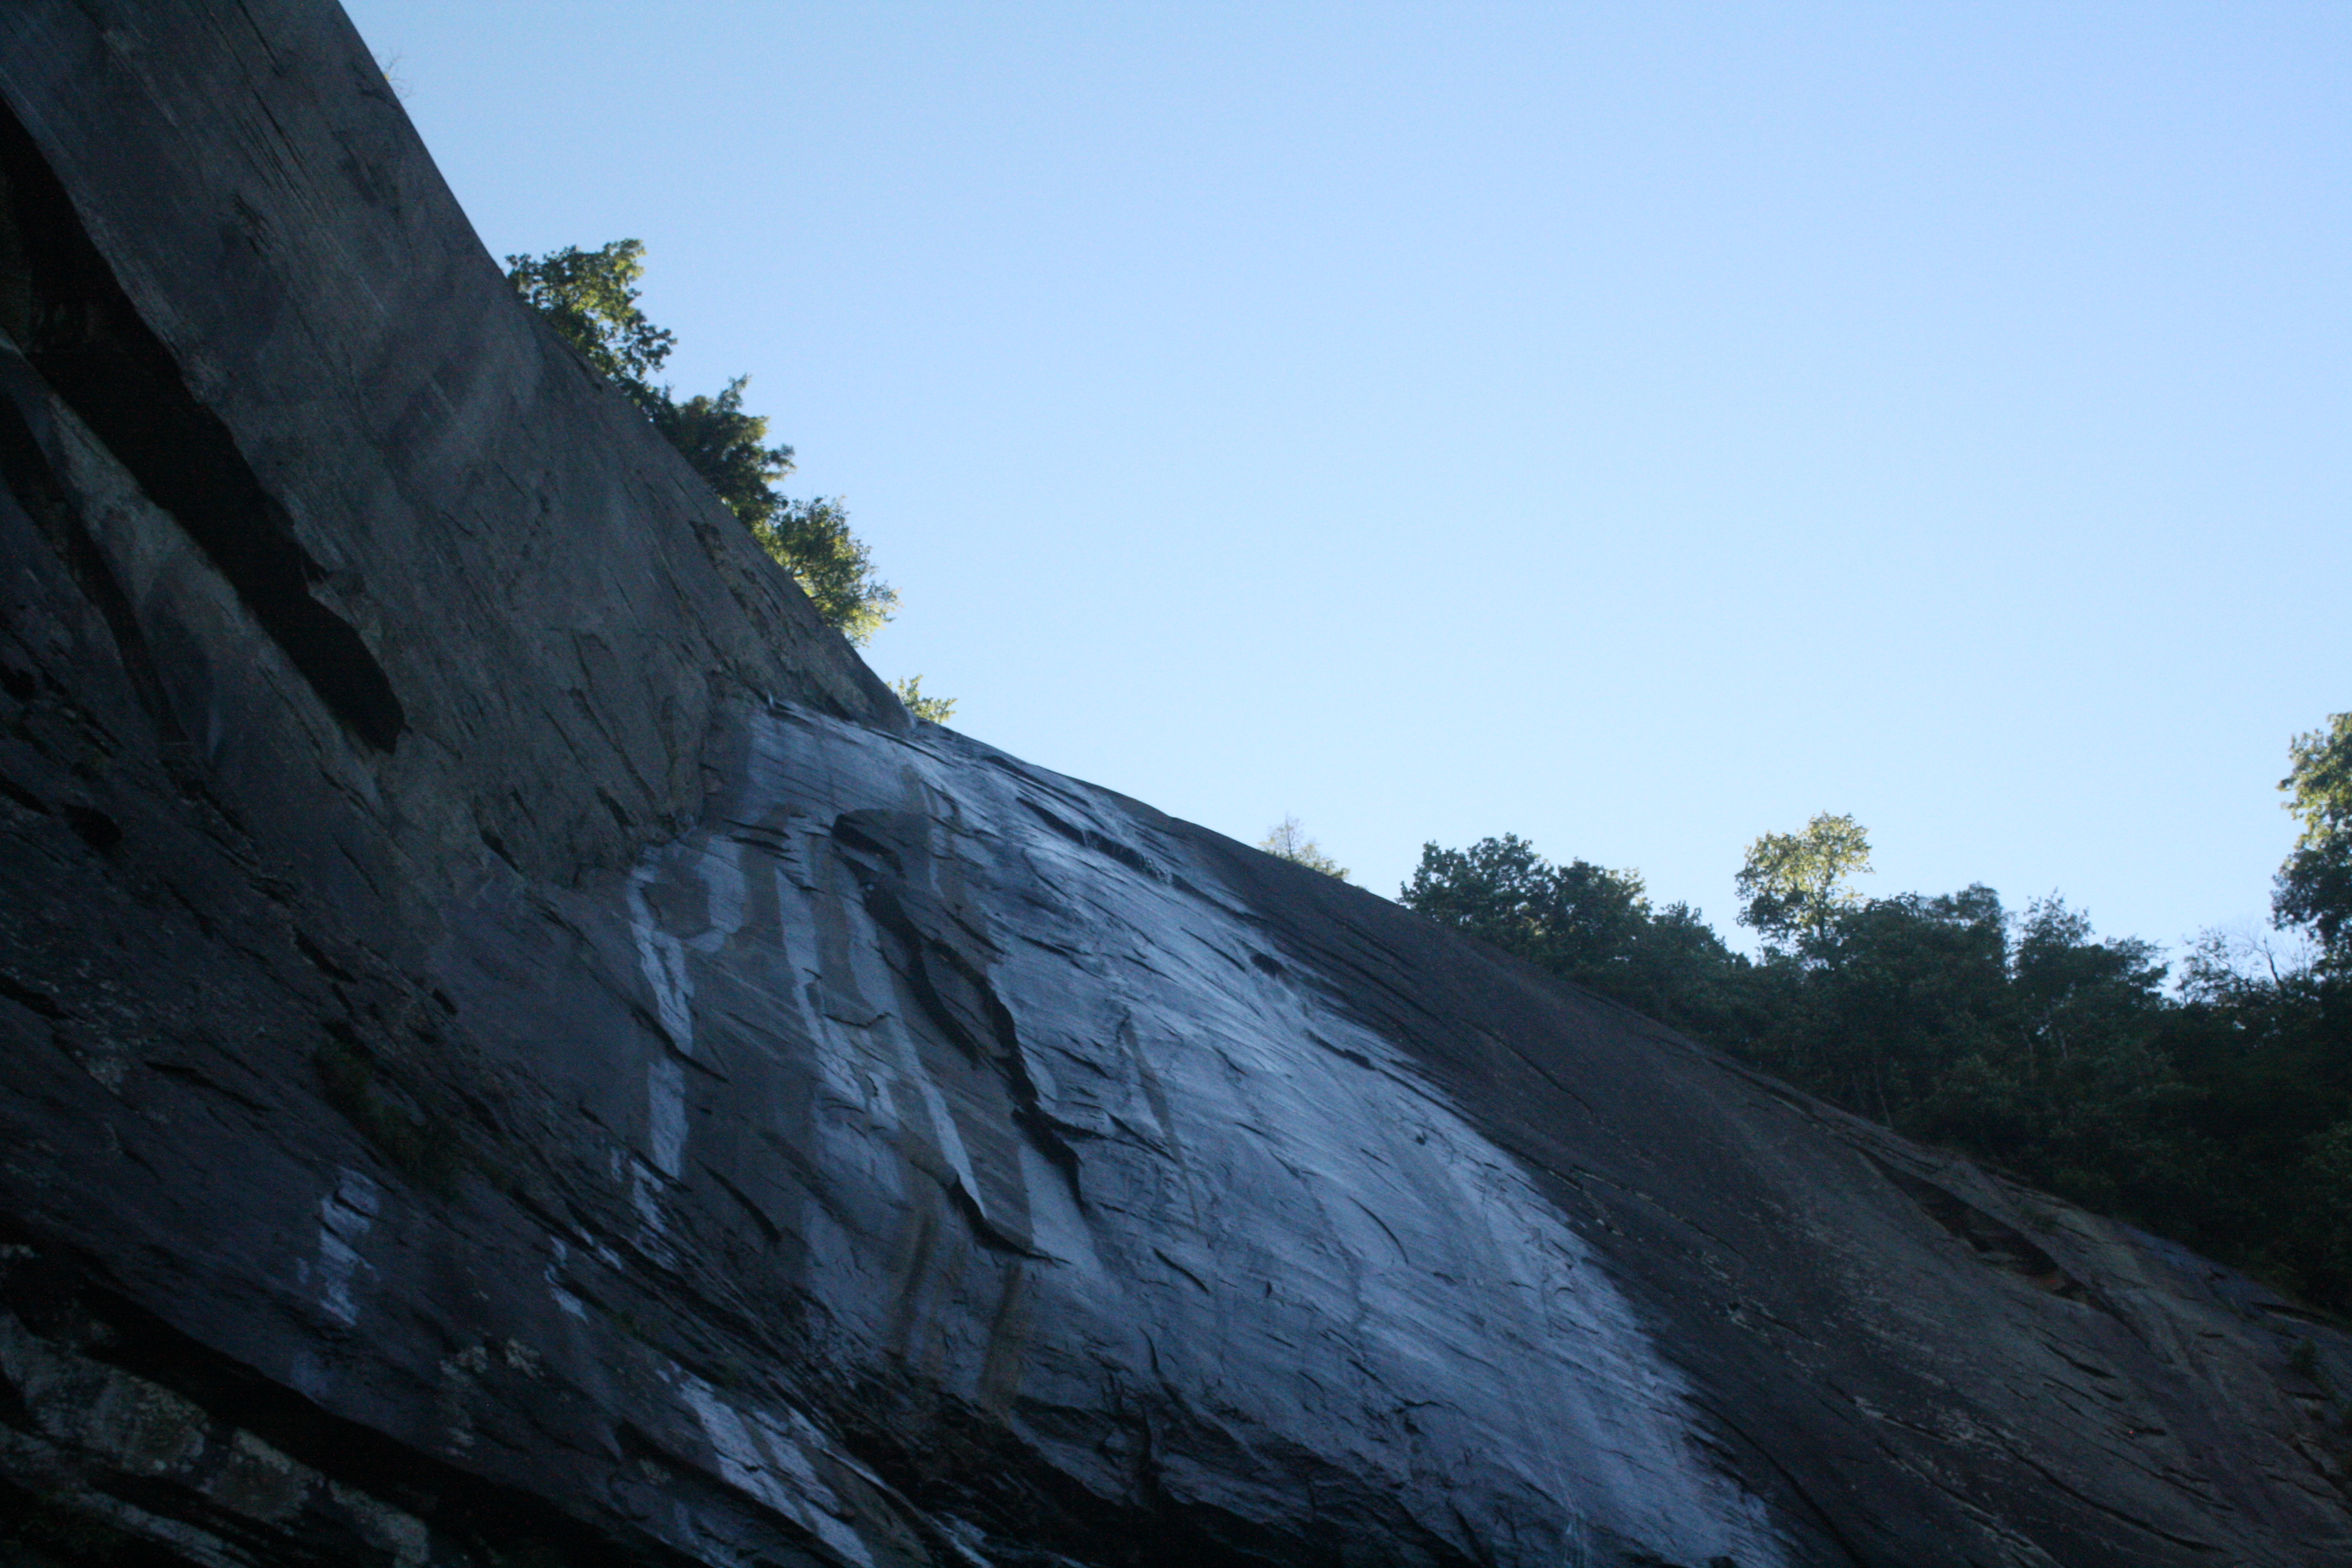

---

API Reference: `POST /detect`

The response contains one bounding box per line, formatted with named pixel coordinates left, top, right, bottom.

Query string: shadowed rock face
left=0, top=6, right=2347, bottom=1567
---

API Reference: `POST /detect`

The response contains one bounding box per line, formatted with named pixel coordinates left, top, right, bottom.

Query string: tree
left=890, top=676, right=956, bottom=725
left=646, top=376, right=791, bottom=520
left=1400, top=834, right=1645, bottom=969
left=1399, top=834, right=1752, bottom=1036
left=506, top=241, right=903, bottom=647
left=1260, top=817, right=1348, bottom=880
left=506, top=240, right=676, bottom=399
left=2295, top=1117, right=2352, bottom=1302
left=753, top=495, right=895, bottom=645
left=1736, top=812, right=1873, bottom=946
left=1741, top=883, right=2008, bottom=1125
left=2009, top=897, right=2169, bottom=1073
left=2276, top=711, right=2352, bottom=965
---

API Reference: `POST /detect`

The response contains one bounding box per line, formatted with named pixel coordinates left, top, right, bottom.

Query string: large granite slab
left=1, top=5, right=2347, bottom=1564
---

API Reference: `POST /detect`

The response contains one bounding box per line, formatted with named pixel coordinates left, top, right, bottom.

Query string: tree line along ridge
left=1400, top=714, right=2352, bottom=1319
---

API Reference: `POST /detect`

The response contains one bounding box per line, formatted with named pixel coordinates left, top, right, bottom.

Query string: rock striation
left=1, top=4, right=2348, bottom=1565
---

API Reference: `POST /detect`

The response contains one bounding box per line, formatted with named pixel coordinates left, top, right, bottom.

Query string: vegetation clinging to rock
left=507, top=240, right=900, bottom=647
left=1260, top=817, right=1348, bottom=881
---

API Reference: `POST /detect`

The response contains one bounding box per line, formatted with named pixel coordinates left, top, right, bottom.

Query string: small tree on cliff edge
left=506, top=240, right=675, bottom=394
left=1261, top=817, right=1348, bottom=881
left=507, top=240, right=900, bottom=647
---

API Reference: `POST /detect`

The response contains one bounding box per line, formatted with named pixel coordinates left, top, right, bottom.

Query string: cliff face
left=0, top=5, right=2347, bottom=1567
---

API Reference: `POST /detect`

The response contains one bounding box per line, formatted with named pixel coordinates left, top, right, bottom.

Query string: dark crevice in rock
left=1869, top=1156, right=2099, bottom=1305
left=142, top=1060, right=271, bottom=1116
left=59, top=802, right=119, bottom=851
left=0, top=970, right=67, bottom=1019
left=477, top=826, right=520, bottom=870
left=701, top=1164, right=786, bottom=1247
left=290, top=929, right=358, bottom=984
left=0, top=771, right=49, bottom=814
left=0, top=353, right=178, bottom=742
left=0, top=99, right=404, bottom=753
left=310, top=1036, right=466, bottom=1199
left=945, top=1179, right=1051, bottom=1259
left=1153, top=1246, right=1212, bottom=1294
left=1305, top=1031, right=1374, bottom=1071
left=1017, top=795, right=1165, bottom=883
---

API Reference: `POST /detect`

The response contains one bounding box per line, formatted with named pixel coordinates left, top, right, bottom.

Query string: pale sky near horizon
left=344, top=0, right=2348, bottom=963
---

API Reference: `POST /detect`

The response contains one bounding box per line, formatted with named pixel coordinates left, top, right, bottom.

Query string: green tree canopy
left=1736, top=811, right=1873, bottom=944
left=506, top=240, right=676, bottom=396
left=1399, top=834, right=1751, bottom=1037
left=889, top=676, right=956, bottom=725
left=1400, top=834, right=1647, bottom=970
left=2009, top=897, right=2170, bottom=1068
left=646, top=375, right=792, bottom=521
left=1259, top=817, right=1349, bottom=881
left=506, top=240, right=901, bottom=648
left=2276, top=711, right=2352, bottom=963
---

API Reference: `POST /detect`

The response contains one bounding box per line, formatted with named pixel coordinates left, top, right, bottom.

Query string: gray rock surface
left=1, top=4, right=2348, bottom=1566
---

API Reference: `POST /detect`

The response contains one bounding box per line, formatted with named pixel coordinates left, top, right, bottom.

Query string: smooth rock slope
left=1, top=4, right=2348, bottom=1565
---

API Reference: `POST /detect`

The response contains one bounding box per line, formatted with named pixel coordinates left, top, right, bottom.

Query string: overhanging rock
left=1, top=5, right=2347, bottom=1566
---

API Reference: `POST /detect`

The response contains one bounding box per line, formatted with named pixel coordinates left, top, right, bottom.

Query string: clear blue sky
left=345, top=0, right=2348, bottom=960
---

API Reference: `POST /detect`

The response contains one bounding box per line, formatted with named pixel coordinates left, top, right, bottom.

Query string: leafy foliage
left=506, top=241, right=901, bottom=647
left=2278, top=711, right=2352, bottom=964
left=1736, top=811, right=1873, bottom=944
left=645, top=376, right=791, bottom=520
left=1260, top=817, right=1349, bottom=881
left=507, top=240, right=676, bottom=394
left=752, top=495, right=895, bottom=645
left=1403, top=722, right=2352, bottom=1313
left=1401, top=834, right=1641, bottom=959
left=1400, top=834, right=1751, bottom=1036
left=890, top=676, right=956, bottom=724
